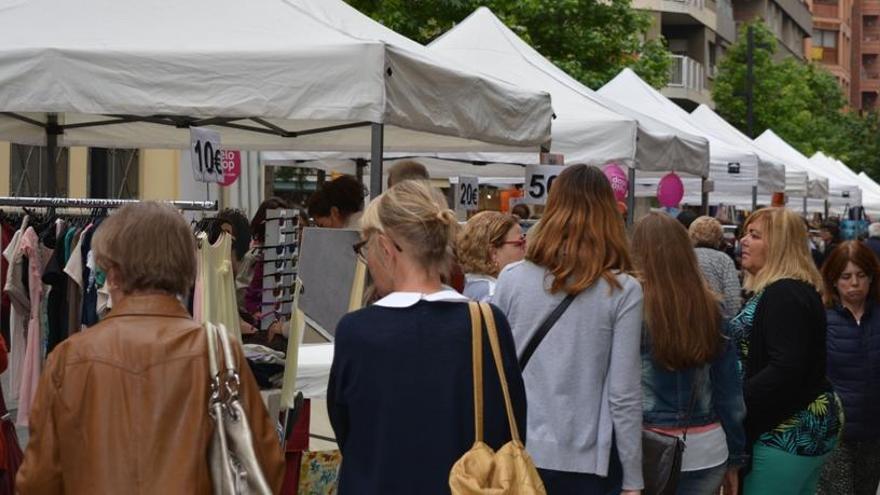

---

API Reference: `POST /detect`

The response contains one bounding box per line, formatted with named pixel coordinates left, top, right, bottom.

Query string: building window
left=708, top=41, right=717, bottom=77
left=814, top=29, right=838, bottom=48
left=88, top=148, right=139, bottom=199
left=9, top=144, right=69, bottom=197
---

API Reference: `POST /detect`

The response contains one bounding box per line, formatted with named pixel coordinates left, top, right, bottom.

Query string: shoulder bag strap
left=518, top=294, right=576, bottom=370
left=467, top=302, right=485, bottom=444
left=681, top=368, right=704, bottom=442
left=479, top=303, right=522, bottom=445
left=205, top=323, right=220, bottom=377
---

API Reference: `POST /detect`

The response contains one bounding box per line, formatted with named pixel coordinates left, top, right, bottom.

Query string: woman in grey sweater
left=493, top=164, right=644, bottom=495
left=689, top=216, right=742, bottom=320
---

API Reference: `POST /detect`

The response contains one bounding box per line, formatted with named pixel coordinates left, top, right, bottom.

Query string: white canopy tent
left=0, top=0, right=553, bottom=196
left=810, top=152, right=878, bottom=216
left=857, top=172, right=880, bottom=218
left=598, top=69, right=760, bottom=208
left=423, top=7, right=709, bottom=177
left=808, top=152, right=862, bottom=214
left=689, top=105, right=798, bottom=207
left=755, top=130, right=830, bottom=214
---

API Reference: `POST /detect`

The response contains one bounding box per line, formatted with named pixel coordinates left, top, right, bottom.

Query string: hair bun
left=436, top=208, right=456, bottom=226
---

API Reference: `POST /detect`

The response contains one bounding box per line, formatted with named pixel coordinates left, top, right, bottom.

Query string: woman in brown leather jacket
left=16, top=202, right=285, bottom=494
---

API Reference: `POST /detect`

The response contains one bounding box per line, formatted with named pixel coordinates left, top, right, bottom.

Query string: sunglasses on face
left=352, top=234, right=403, bottom=264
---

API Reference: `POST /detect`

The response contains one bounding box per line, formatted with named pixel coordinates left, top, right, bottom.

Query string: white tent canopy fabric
left=419, top=7, right=709, bottom=176
left=598, top=69, right=759, bottom=204
left=0, top=0, right=552, bottom=153
left=755, top=130, right=830, bottom=202
left=690, top=105, right=794, bottom=198
left=808, top=152, right=862, bottom=210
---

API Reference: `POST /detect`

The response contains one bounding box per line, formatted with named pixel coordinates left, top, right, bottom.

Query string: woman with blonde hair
left=633, top=213, right=746, bottom=495
left=327, top=180, right=526, bottom=494
left=458, top=211, right=525, bottom=302
left=731, top=207, right=841, bottom=494
left=689, top=216, right=742, bottom=320
left=493, top=164, right=643, bottom=494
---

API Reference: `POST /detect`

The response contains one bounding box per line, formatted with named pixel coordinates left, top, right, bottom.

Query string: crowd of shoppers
left=12, top=160, right=880, bottom=495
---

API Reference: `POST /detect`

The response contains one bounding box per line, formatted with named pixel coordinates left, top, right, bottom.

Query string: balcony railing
left=668, top=55, right=705, bottom=92
left=665, top=0, right=707, bottom=10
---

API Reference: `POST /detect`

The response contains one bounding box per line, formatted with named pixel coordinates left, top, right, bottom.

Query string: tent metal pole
left=825, top=199, right=829, bottom=219
left=752, top=185, right=758, bottom=211
left=626, top=167, right=635, bottom=226
left=803, top=196, right=808, bottom=216
left=46, top=113, right=59, bottom=197
left=701, top=178, right=709, bottom=215
left=370, top=123, right=384, bottom=199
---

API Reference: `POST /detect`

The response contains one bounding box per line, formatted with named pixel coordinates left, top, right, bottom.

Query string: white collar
left=374, top=290, right=469, bottom=308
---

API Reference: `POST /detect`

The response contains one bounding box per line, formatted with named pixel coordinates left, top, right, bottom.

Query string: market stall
left=755, top=130, right=831, bottom=215
left=598, top=69, right=761, bottom=210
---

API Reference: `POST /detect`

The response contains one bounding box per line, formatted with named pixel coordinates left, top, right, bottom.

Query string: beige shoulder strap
left=479, top=302, right=522, bottom=445
left=468, top=301, right=484, bottom=443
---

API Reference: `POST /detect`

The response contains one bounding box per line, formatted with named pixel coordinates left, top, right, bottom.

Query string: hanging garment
left=64, top=228, right=86, bottom=334
left=197, top=232, right=242, bottom=341
left=16, top=227, right=49, bottom=426
left=2, top=218, right=28, bottom=408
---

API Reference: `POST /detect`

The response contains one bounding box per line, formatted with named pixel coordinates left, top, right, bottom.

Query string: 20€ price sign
left=190, top=127, right=223, bottom=183
left=523, top=165, right=563, bottom=205
left=456, top=176, right=479, bottom=212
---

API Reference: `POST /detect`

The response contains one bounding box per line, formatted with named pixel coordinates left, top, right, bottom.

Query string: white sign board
left=523, top=165, right=563, bottom=205
left=456, top=176, right=479, bottom=212
left=190, top=127, right=223, bottom=183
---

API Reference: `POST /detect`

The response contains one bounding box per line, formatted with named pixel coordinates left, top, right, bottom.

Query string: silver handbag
left=206, top=322, right=273, bottom=495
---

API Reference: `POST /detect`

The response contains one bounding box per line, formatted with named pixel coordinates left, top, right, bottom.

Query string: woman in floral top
left=730, top=208, right=842, bottom=494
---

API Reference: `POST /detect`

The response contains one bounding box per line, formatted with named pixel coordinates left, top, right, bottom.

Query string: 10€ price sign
left=190, top=127, right=223, bottom=184
left=523, top=165, right=563, bottom=205
left=456, top=176, right=479, bottom=212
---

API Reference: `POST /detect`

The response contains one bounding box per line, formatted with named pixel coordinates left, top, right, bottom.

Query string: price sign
left=524, top=165, right=563, bottom=205
left=456, top=176, right=479, bottom=212
left=190, top=127, right=223, bottom=183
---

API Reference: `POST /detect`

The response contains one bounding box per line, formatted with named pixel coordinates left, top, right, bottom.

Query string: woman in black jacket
left=817, top=241, right=880, bottom=494
left=732, top=207, right=842, bottom=495
left=327, top=180, right=526, bottom=494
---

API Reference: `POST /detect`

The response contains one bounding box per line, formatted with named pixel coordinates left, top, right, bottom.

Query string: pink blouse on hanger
left=16, top=227, right=47, bottom=426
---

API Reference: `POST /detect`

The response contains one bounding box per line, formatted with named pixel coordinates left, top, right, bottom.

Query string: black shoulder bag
left=518, top=294, right=576, bottom=370
left=642, top=371, right=703, bottom=495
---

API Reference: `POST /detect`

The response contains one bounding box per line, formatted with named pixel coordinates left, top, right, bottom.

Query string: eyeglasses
left=352, top=234, right=403, bottom=264
left=498, top=235, right=527, bottom=249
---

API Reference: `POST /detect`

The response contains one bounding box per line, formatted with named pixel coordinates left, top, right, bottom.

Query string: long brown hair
left=526, top=164, right=632, bottom=294
left=632, top=212, right=721, bottom=370
left=821, top=240, right=880, bottom=307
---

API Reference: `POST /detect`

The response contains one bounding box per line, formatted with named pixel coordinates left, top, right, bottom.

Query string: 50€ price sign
left=523, top=165, right=563, bottom=205
left=456, top=176, right=479, bottom=213
left=190, top=127, right=223, bottom=184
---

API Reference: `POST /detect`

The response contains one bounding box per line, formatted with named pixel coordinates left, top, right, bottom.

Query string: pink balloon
left=603, top=163, right=629, bottom=202
left=657, top=172, right=684, bottom=207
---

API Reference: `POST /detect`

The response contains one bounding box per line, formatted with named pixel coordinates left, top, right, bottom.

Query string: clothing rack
left=0, top=196, right=218, bottom=211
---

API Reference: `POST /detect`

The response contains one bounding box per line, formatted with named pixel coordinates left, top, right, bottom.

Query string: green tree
left=712, top=21, right=880, bottom=176
left=346, top=0, right=672, bottom=88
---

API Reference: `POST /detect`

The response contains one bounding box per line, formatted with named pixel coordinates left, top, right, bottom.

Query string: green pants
left=744, top=442, right=834, bottom=495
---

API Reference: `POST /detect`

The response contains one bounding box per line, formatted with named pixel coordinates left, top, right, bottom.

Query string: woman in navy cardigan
left=818, top=240, right=880, bottom=494
left=327, top=180, right=526, bottom=495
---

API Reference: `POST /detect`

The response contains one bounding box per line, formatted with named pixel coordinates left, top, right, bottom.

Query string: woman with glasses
left=492, top=164, right=644, bottom=494
left=328, top=180, right=526, bottom=494
left=457, top=211, right=526, bottom=302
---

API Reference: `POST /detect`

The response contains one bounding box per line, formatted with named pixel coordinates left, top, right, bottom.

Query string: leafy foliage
left=346, top=0, right=672, bottom=88
left=713, top=21, right=880, bottom=177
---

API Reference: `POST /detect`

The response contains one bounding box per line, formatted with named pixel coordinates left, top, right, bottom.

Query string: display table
left=295, top=343, right=334, bottom=399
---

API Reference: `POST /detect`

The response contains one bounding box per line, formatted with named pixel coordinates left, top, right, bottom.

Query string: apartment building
left=853, top=0, right=880, bottom=110
left=733, top=0, right=813, bottom=60
left=634, top=0, right=738, bottom=110
left=808, top=0, right=856, bottom=106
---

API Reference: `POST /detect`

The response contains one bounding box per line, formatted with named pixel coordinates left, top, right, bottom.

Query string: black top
left=745, top=278, right=829, bottom=443
left=327, top=301, right=526, bottom=495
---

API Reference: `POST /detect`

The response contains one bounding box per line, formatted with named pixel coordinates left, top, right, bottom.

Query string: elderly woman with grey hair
left=689, top=216, right=742, bottom=320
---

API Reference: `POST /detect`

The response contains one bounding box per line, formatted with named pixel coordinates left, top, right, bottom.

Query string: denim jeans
left=677, top=463, right=727, bottom=495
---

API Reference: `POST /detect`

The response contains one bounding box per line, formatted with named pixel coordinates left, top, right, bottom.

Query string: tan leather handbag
left=205, top=322, right=273, bottom=495
left=449, top=302, right=546, bottom=495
